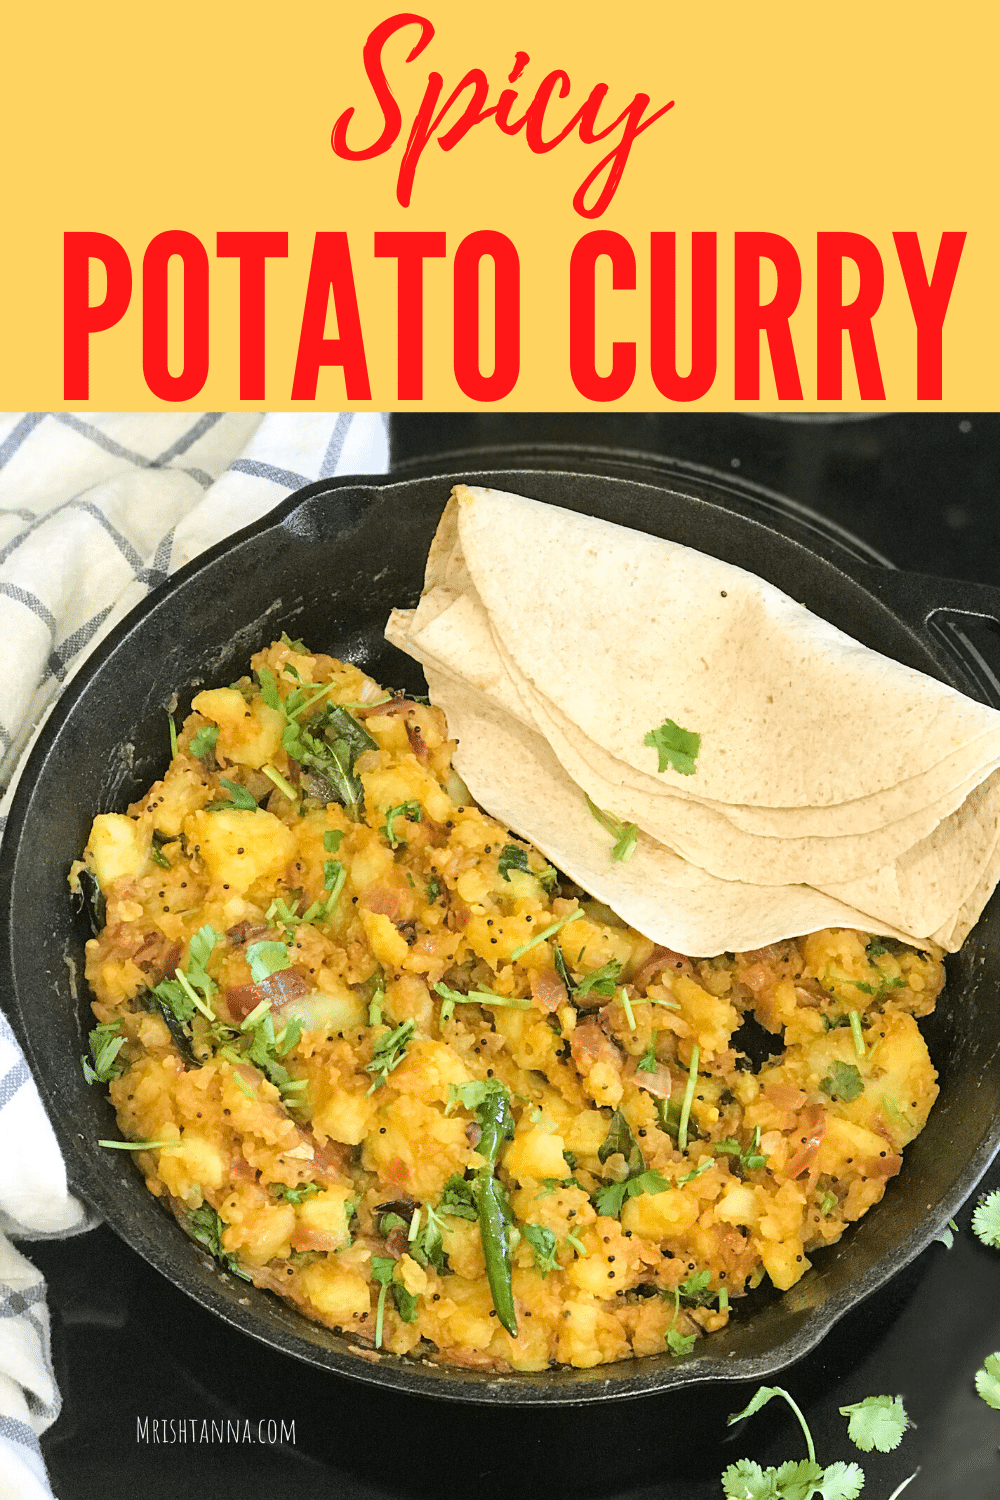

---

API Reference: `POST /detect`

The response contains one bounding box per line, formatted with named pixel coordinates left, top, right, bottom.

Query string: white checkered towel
left=0, top=411, right=389, bottom=1499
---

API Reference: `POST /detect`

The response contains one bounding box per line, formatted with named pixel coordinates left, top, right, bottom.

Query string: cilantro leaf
left=273, top=1182, right=324, bottom=1206
left=382, top=800, right=422, bottom=849
left=972, top=1188, right=1000, bottom=1248
left=817, top=1463, right=865, bottom=1500
left=584, top=794, right=639, bottom=861
left=187, top=1205, right=251, bottom=1281
left=446, top=1078, right=508, bottom=1114
left=820, top=1062, right=864, bottom=1103
left=426, top=876, right=442, bottom=902
left=323, top=829, right=345, bottom=853
left=644, top=718, right=701, bottom=776
left=206, top=776, right=258, bottom=812
left=364, top=1019, right=416, bottom=1094
left=720, top=1459, right=776, bottom=1500
left=280, top=631, right=307, bottom=652
left=839, top=1394, right=909, bottom=1453
left=935, top=1217, right=959, bottom=1249
left=391, top=1280, right=419, bottom=1322
left=575, top=959, right=623, bottom=1000
left=636, top=1037, right=658, bottom=1073
left=438, top=1174, right=477, bottom=1221
left=771, top=1461, right=826, bottom=1500
left=81, top=1021, right=125, bottom=1084
left=522, top=1222, right=559, bottom=1278
left=498, top=844, right=531, bottom=881
left=665, top=1326, right=696, bottom=1358
left=975, top=1352, right=1000, bottom=1410
left=594, top=1181, right=628, bottom=1218
left=679, top=1268, right=711, bottom=1300
left=246, top=940, right=293, bottom=985
left=189, top=725, right=219, bottom=759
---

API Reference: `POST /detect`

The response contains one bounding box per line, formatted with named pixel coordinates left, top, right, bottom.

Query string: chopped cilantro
left=438, top=1174, right=477, bottom=1221
left=446, top=1078, right=508, bottom=1115
left=150, top=844, right=172, bottom=870
left=565, top=1226, right=585, bottom=1256
left=370, top=1254, right=396, bottom=1348
left=205, top=776, right=258, bottom=812
left=677, top=1044, right=700, bottom=1152
left=382, top=800, right=422, bottom=848
left=575, top=959, right=623, bottom=1000
left=153, top=925, right=220, bottom=1024
left=497, top=844, right=531, bottom=880
left=677, top=1160, right=713, bottom=1187
left=665, top=1326, right=696, bottom=1358
left=324, top=829, right=345, bottom=852
left=976, top=1352, right=1000, bottom=1410
left=189, top=725, right=219, bottom=759
left=81, top=1021, right=125, bottom=1085
left=644, top=718, right=701, bottom=775
left=866, top=938, right=889, bottom=956
left=820, top=1191, right=837, bottom=1217
left=273, top=1182, right=324, bottom=1206
left=522, top=1223, right=559, bottom=1277
left=392, top=1280, right=419, bottom=1323
left=364, top=1019, right=416, bottom=1094
left=820, top=1061, right=864, bottom=1103
left=584, top=794, right=639, bottom=861
left=972, top=1188, right=1000, bottom=1248
left=426, top=876, right=442, bottom=902
left=246, top=940, right=292, bottom=985
left=168, top=714, right=178, bottom=758
left=636, top=1037, right=658, bottom=1073
left=98, top=1137, right=178, bottom=1151
left=509, top=908, right=583, bottom=962
left=187, top=1204, right=251, bottom=1281
left=712, top=1128, right=767, bottom=1172
left=434, top=982, right=531, bottom=1022
left=280, top=631, right=307, bottom=652
left=839, top=1394, right=909, bottom=1453
left=934, top=1217, right=959, bottom=1249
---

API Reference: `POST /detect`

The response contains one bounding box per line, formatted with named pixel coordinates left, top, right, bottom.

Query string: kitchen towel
left=0, top=410, right=389, bottom=1499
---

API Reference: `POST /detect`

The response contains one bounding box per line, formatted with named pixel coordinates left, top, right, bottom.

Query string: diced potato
left=359, top=909, right=409, bottom=969
left=87, top=814, right=147, bottom=888
left=621, top=1188, right=699, bottom=1238
left=504, top=1124, right=568, bottom=1183
left=185, top=808, right=295, bottom=893
left=313, top=1088, right=378, bottom=1146
left=296, top=1184, right=354, bottom=1246
left=298, top=1261, right=370, bottom=1322
left=191, top=687, right=284, bottom=769
left=157, top=1134, right=226, bottom=1197
left=760, top=1240, right=809, bottom=1291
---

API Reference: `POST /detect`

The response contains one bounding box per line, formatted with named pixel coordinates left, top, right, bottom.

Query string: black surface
left=23, top=412, right=1000, bottom=1497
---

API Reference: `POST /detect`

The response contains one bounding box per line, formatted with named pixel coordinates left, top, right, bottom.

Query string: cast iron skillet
left=4, top=456, right=1000, bottom=1406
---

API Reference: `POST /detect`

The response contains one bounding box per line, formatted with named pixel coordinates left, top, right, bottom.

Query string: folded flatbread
left=386, top=486, right=1000, bottom=953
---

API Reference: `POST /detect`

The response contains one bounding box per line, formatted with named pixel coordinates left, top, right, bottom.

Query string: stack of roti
left=386, top=486, right=1000, bottom=955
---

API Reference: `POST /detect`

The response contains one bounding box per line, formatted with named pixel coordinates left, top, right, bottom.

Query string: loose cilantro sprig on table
left=972, top=1188, right=1000, bottom=1247
left=723, top=1385, right=916, bottom=1500
left=976, top=1353, right=1000, bottom=1410
left=838, top=1395, right=909, bottom=1453
left=644, top=718, right=701, bottom=776
left=584, top=794, right=639, bottom=861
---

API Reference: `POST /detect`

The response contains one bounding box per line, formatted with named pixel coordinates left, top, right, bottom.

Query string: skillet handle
left=860, top=565, right=1000, bottom=630
left=857, top=563, right=1000, bottom=700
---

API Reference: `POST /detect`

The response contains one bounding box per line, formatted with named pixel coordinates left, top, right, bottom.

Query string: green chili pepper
left=472, top=1084, right=518, bottom=1336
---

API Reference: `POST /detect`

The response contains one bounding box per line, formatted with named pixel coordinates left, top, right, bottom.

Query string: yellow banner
left=3, top=1, right=995, bottom=409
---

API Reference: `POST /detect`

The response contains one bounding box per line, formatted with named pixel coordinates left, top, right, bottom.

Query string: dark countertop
left=34, top=413, right=1000, bottom=1500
